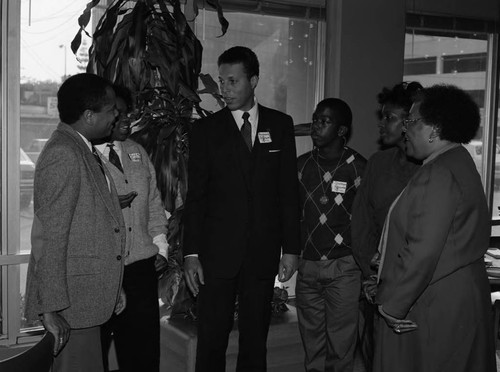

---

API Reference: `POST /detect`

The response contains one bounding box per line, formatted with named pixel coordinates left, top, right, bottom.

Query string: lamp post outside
left=59, top=44, right=67, bottom=81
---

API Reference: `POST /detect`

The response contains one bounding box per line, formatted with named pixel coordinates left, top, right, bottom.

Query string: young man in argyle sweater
left=296, top=98, right=366, bottom=372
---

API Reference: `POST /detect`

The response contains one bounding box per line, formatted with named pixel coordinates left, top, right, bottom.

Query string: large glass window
left=403, top=31, right=499, bottom=217
left=404, top=17, right=500, bottom=235
left=19, top=0, right=93, bottom=333
left=0, top=0, right=91, bottom=344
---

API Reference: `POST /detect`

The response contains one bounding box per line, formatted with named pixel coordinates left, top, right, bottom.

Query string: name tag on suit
left=258, top=132, right=272, bottom=144
left=128, top=153, right=141, bottom=162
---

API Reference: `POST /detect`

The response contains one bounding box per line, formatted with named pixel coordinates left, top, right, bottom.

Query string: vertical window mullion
left=7, top=265, right=21, bottom=344
left=483, top=33, right=500, bottom=217
left=1, top=0, right=22, bottom=344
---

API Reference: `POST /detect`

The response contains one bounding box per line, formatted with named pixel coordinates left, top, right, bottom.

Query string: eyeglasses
left=402, top=117, right=423, bottom=130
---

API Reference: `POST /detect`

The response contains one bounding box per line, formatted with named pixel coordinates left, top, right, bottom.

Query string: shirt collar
left=94, top=140, right=122, bottom=157
left=76, top=131, right=92, bottom=152
left=231, top=97, right=259, bottom=129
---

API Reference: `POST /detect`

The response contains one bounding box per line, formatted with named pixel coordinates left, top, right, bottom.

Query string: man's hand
left=41, top=311, right=71, bottom=355
left=278, top=254, right=298, bottom=282
left=114, top=287, right=127, bottom=315
left=155, top=254, right=168, bottom=277
left=118, top=191, right=138, bottom=209
left=184, top=256, right=204, bottom=297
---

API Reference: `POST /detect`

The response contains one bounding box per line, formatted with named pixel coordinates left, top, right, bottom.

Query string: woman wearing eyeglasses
left=374, top=84, right=496, bottom=372
left=351, top=81, right=421, bottom=371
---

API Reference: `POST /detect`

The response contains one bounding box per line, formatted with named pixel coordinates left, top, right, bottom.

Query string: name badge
left=332, top=181, right=347, bottom=194
left=258, top=132, right=272, bottom=144
left=128, top=153, right=141, bottom=162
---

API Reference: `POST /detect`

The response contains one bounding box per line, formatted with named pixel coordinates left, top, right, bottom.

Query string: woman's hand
left=362, top=275, right=378, bottom=304
left=370, top=252, right=381, bottom=271
left=378, top=305, right=418, bottom=334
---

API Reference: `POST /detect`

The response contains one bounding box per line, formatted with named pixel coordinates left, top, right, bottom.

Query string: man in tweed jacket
left=25, top=73, right=126, bottom=372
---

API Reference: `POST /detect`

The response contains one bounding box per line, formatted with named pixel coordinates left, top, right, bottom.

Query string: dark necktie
left=91, top=146, right=106, bottom=177
left=107, top=143, right=124, bottom=173
left=241, top=112, right=252, bottom=151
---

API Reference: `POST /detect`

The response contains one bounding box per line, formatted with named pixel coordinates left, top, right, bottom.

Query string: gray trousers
left=52, top=326, right=104, bottom=372
left=296, top=255, right=361, bottom=372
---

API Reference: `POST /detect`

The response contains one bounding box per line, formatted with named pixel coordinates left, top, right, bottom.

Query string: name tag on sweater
left=332, top=181, right=347, bottom=194
left=128, top=153, right=141, bottom=162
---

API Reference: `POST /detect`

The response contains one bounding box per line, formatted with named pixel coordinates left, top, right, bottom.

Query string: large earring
left=428, top=137, right=434, bottom=143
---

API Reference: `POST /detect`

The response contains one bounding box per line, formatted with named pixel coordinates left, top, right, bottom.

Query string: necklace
left=315, top=147, right=346, bottom=205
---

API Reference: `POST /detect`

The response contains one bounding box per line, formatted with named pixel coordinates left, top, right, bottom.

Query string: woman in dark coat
left=374, top=84, right=496, bottom=372
left=352, top=81, right=422, bottom=371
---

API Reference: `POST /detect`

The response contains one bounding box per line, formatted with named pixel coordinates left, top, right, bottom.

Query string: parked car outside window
left=20, top=148, right=35, bottom=209
left=25, top=138, right=48, bottom=164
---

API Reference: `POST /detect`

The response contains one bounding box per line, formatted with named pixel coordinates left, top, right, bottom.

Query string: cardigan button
left=114, top=228, right=120, bottom=233
left=116, top=255, right=122, bottom=261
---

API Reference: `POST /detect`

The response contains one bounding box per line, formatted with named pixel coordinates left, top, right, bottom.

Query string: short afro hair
left=416, top=84, right=480, bottom=144
left=112, top=84, right=133, bottom=111
left=316, top=98, right=353, bottom=140
left=57, top=73, right=114, bottom=125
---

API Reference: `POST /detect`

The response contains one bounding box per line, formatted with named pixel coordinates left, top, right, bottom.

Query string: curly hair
left=377, top=81, right=423, bottom=114
left=417, top=84, right=480, bottom=144
left=112, top=84, right=133, bottom=111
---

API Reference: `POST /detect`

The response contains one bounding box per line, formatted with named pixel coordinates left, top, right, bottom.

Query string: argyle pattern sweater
left=298, top=146, right=366, bottom=261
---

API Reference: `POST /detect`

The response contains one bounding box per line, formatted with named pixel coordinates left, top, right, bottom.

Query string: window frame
left=405, top=14, right=500, bottom=224
left=1, top=0, right=33, bottom=346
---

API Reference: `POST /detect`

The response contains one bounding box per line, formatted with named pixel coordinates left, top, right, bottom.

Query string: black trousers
left=358, top=298, right=376, bottom=372
left=101, top=256, right=160, bottom=372
left=195, top=261, right=275, bottom=372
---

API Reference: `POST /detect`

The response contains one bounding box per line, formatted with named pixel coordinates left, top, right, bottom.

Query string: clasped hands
left=184, top=254, right=299, bottom=297
left=378, top=305, right=418, bottom=335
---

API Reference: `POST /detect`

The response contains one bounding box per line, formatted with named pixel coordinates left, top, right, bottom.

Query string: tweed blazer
left=183, top=105, right=301, bottom=279
left=25, top=123, right=126, bottom=328
left=97, top=139, right=168, bottom=265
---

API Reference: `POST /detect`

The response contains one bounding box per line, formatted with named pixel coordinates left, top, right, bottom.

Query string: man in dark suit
left=25, top=73, right=126, bottom=372
left=183, top=46, right=301, bottom=372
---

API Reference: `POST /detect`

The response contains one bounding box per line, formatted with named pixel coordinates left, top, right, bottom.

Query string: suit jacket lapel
left=221, top=108, right=253, bottom=193
left=59, top=124, right=123, bottom=226
left=252, top=105, right=269, bottom=174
